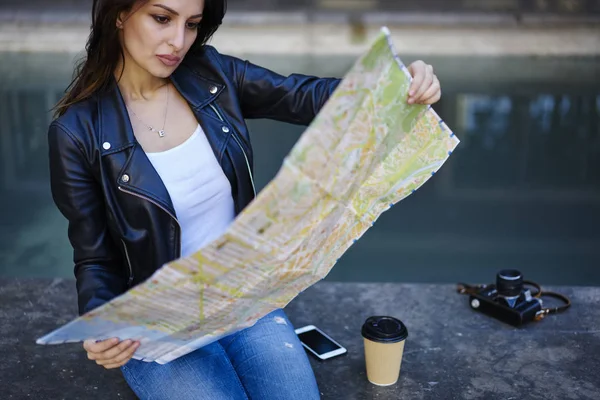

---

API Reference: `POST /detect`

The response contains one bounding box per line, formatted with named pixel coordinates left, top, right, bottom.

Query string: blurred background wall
left=0, top=0, right=598, bottom=286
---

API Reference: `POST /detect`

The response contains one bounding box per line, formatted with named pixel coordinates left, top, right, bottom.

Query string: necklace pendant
left=158, top=130, right=166, bottom=138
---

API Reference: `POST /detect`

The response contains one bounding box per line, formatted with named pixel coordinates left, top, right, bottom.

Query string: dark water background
left=0, top=52, right=598, bottom=286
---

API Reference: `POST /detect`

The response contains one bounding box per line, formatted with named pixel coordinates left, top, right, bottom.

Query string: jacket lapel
left=170, top=62, right=227, bottom=160
left=98, top=79, right=176, bottom=217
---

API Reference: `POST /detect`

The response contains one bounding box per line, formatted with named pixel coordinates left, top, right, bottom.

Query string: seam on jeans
left=221, top=330, right=242, bottom=354
left=219, top=344, right=250, bottom=400
left=122, top=363, right=153, bottom=400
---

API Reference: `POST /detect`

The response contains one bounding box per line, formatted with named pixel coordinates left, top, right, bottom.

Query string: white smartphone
left=295, top=325, right=347, bottom=360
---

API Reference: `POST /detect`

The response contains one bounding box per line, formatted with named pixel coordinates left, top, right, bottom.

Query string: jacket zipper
left=117, top=186, right=182, bottom=259
left=208, top=103, right=257, bottom=196
left=120, top=239, right=134, bottom=287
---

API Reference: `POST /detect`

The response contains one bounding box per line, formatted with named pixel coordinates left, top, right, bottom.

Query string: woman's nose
left=168, top=25, right=185, bottom=51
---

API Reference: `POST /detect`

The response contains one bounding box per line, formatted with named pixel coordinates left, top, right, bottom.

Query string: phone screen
left=297, top=329, right=341, bottom=355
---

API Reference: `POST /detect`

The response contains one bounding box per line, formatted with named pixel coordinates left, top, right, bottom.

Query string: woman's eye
left=152, top=15, right=169, bottom=24
left=186, top=22, right=200, bottom=29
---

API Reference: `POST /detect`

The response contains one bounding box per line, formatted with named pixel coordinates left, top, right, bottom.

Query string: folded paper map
left=37, top=27, right=460, bottom=364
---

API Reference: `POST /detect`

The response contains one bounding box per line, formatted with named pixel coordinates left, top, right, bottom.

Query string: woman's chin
left=148, top=65, right=174, bottom=79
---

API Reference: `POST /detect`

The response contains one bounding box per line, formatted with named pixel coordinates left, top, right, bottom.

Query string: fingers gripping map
left=37, top=27, right=460, bottom=364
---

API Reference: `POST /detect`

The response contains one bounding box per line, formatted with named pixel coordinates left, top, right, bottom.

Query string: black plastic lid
left=361, top=316, right=408, bottom=343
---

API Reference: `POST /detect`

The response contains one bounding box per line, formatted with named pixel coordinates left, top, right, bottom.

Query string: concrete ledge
left=1, top=20, right=599, bottom=56
left=1, top=9, right=600, bottom=26
left=2, top=279, right=599, bottom=399
left=0, top=8, right=599, bottom=56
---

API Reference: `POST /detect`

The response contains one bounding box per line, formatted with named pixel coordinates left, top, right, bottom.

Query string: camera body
left=469, top=270, right=543, bottom=326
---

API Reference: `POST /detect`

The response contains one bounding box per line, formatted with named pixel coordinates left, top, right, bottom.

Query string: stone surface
left=2, top=21, right=599, bottom=56
left=1, top=279, right=599, bottom=399
left=1, top=2, right=599, bottom=56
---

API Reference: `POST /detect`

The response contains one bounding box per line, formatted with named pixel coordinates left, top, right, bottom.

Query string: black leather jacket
left=48, top=45, right=340, bottom=315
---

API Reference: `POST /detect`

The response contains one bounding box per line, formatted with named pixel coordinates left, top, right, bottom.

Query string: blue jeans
left=121, top=309, right=320, bottom=400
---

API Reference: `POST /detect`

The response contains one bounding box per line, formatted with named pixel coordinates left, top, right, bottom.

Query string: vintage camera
left=467, top=269, right=543, bottom=326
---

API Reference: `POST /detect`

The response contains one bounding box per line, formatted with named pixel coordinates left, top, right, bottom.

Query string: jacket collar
left=98, top=61, right=224, bottom=155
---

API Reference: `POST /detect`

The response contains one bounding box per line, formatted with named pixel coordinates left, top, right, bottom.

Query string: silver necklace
left=127, top=83, right=170, bottom=138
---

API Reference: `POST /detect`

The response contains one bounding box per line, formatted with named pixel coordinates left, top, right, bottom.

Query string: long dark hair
left=54, top=0, right=227, bottom=118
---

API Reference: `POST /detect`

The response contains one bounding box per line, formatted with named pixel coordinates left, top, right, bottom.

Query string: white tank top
left=146, top=124, right=235, bottom=257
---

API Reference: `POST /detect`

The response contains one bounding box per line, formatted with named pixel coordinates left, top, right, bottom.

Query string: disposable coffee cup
left=361, top=316, right=408, bottom=386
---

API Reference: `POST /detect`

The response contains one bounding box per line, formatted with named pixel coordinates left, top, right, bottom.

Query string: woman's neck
left=115, top=57, right=169, bottom=103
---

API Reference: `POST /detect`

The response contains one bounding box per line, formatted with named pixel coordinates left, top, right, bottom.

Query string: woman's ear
left=116, top=11, right=127, bottom=29
left=117, top=1, right=146, bottom=29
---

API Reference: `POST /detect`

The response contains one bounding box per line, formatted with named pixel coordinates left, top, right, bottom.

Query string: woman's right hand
left=83, top=338, right=141, bottom=369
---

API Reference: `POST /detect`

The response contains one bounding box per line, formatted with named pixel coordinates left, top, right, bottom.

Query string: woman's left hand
left=406, top=60, right=441, bottom=105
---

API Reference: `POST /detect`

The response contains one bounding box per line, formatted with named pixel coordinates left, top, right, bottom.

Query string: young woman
left=49, top=0, right=441, bottom=398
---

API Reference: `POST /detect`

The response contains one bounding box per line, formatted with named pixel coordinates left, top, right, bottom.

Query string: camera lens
left=496, top=269, right=523, bottom=297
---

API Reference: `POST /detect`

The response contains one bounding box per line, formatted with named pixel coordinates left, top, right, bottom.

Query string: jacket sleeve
left=211, top=47, right=341, bottom=125
left=48, top=122, right=128, bottom=316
